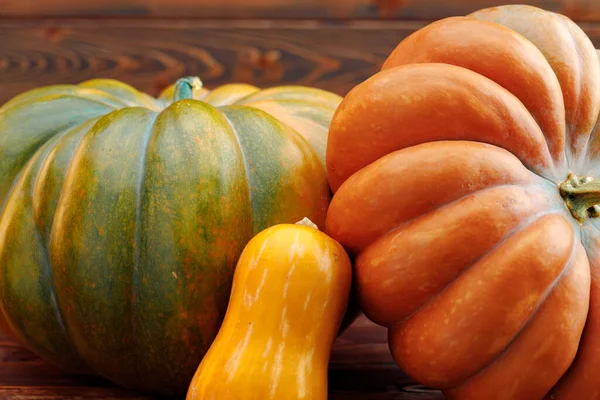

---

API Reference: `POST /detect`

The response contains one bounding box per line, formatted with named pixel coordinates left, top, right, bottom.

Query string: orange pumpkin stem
left=559, top=172, right=600, bottom=223
left=173, top=77, right=203, bottom=101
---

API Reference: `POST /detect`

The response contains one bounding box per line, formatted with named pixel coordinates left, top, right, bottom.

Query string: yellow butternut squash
left=186, top=218, right=352, bottom=400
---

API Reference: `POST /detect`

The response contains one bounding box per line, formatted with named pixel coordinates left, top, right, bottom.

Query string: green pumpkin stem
left=559, top=172, right=600, bottom=223
left=173, top=77, right=203, bottom=101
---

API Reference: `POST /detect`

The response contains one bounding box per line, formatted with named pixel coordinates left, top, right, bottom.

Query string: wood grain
left=0, top=18, right=420, bottom=105
left=0, top=315, right=444, bottom=399
left=0, top=0, right=599, bottom=21
left=1, top=18, right=600, bottom=106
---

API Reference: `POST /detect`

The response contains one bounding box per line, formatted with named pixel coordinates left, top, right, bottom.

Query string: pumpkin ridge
left=32, top=118, right=102, bottom=243
left=130, top=111, right=160, bottom=384
left=384, top=206, right=565, bottom=332
left=350, top=181, right=548, bottom=256
left=470, top=5, right=600, bottom=170
left=326, top=140, right=542, bottom=255
left=30, top=123, right=105, bottom=368
left=0, top=143, right=89, bottom=372
left=234, top=102, right=331, bottom=166
left=29, top=93, right=125, bottom=111
left=79, top=79, right=163, bottom=110
left=0, top=86, right=128, bottom=113
left=219, top=110, right=254, bottom=227
left=325, top=63, right=557, bottom=191
left=220, top=104, right=328, bottom=232
left=380, top=15, right=567, bottom=168
left=234, top=86, right=342, bottom=110
left=581, top=116, right=600, bottom=175
left=48, top=107, right=161, bottom=387
left=73, top=88, right=137, bottom=109
left=559, top=15, right=585, bottom=159
left=444, top=231, right=578, bottom=391
left=353, top=182, right=566, bottom=328
left=0, top=96, right=115, bottom=209
left=31, top=208, right=73, bottom=365
left=0, top=85, right=75, bottom=112
left=390, top=213, right=575, bottom=388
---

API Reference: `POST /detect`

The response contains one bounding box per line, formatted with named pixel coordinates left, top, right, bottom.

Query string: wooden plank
left=0, top=18, right=421, bottom=105
left=1, top=18, right=600, bottom=106
left=0, top=315, right=444, bottom=399
left=0, top=0, right=599, bottom=21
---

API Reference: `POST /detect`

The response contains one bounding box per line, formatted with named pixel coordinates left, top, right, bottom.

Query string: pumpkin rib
left=79, top=79, right=163, bottom=110
left=325, top=63, right=557, bottom=192
left=380, top=15, right=566, bottom=167
left=219, top=111, right=254, bottom=227
left=556, top=12, right=600, bottom=166
left=239, top=101, right=332, bottom=166
left=390, top=213, right=576, bottom=389
left=582, top=117, right=600, bottom=175
left=0, top=141, right=89, bottom=372
left=550, top=248, right=600, bottom=399
left=31, top=118, right=103, bottom=243
left=348, top=181, right=553, bottom=256
left=28, top=121, right=112, bottom=372
left=0, top=86, right=128, bottom=113
left=221, top=105, right=329, bottom=232
left=125, top=101, right=254, bottom=393
left=383, top=207, right=567, bottom=333
left=235, top=86, right=342, bottom=111
left=445, top=235, right=580, bottom=393
left=326, top=140, right=541, bottom=254
left=48, top=107, right=164, bottom=389
left=354, top=184, right=564, bottom=327
left=130, top=110, right=160, bottom=385
left=0, top=96, right=116, bottom=209
left=470, top=5, right=600, bottom=170
left=241, top=99, right=338, bottom=115
left=446, top=242, right=590, bottom=400
left=203, top=84, right=261, bottom=108
left=70, top=87, right=139, bottom=109
left=30, top=122, right=101, bottom=350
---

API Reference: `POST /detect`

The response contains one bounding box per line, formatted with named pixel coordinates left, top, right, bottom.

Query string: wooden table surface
left=0, top=314, right=443, bottom=400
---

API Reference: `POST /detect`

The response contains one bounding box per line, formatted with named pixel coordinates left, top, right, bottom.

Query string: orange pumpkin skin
left=326, top=5, right=600, bottom=400
left=186, top=220, right=352, bottom=400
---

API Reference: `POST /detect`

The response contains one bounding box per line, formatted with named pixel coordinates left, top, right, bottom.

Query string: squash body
left=326, top=5, right=600, bottom=400
left=186, top=220, right=352, bottom=400
left=0, top=77, right=341, bottom=394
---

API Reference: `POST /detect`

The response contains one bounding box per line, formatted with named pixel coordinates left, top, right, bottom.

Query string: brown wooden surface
left=0, top=18, right=419, bottom=105
left=1, top=18, right=600, bottom=106
left=0, top=0, right=599, bottom=21
left=0, top=315, right=443, bottom=399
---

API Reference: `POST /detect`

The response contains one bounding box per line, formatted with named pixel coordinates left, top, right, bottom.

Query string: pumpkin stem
left=559, top=172, right=600, bottom=223
left=173, top=77, right=203, bottom=101
left=295, top=217, right=319, bottom=230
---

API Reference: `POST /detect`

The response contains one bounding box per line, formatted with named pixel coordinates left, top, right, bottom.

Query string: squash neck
left=559, top=172, right=600, bottom=223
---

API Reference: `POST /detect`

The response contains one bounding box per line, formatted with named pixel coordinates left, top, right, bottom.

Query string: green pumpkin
left=0, top=77, right=341, bottom=394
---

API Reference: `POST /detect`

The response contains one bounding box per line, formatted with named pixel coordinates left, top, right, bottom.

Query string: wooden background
left=1, top=0, right=600, bottom=104
left=1, top=1, right=600, bottom=399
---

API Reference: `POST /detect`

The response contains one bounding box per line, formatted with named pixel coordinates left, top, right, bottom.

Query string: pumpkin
left=0, top=76, right=341, bottom=394
left=325, top=4, right=600, bottom=400
left=186, top=218, right=352, bottom=400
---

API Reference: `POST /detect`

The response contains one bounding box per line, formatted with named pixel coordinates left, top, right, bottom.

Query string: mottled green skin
left=0, top=78, right=341, bottom=394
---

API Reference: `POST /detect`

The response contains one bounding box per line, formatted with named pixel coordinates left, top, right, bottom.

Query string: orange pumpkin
left=326, top=5, right=600, bottom=400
